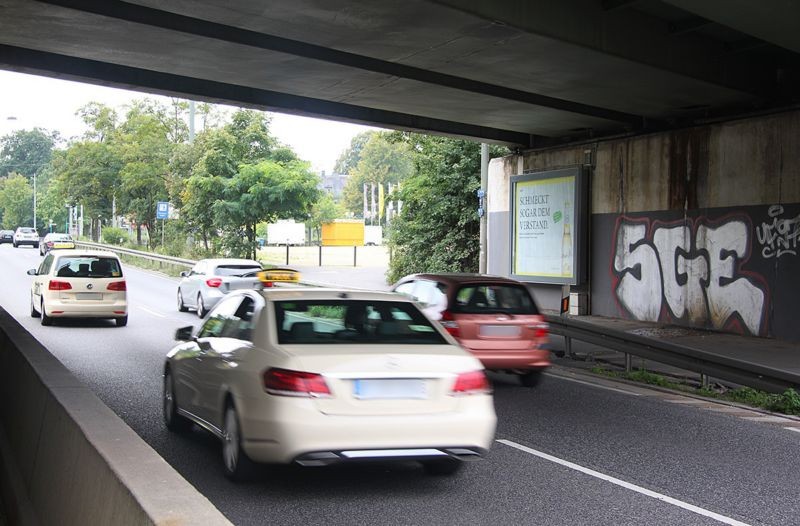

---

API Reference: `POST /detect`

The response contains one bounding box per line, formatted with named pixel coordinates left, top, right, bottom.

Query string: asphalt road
left=2, top=244, right=799, bottom=525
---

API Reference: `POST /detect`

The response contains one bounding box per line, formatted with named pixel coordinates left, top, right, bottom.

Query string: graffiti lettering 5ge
left=612, top=216, right=768, bottom=335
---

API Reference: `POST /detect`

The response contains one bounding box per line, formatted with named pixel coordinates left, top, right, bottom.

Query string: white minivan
left=28, top=249, right=128, bottom=326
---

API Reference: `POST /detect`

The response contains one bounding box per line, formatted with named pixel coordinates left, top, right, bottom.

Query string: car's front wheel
left=222, top=402, right=258, bottom=482
left=177, top=289, right=188, bottom=312
left=163, top=369, right=191, bottom=432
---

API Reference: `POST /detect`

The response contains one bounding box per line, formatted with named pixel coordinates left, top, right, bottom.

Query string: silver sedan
left=176, top=258, right=262, bottom=317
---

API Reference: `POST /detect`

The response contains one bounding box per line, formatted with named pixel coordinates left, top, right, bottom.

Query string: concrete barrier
left=0, top=307, right=232, bottom=526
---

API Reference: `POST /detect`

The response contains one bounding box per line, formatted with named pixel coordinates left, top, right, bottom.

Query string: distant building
left=318, top=170, right=348, bottom=200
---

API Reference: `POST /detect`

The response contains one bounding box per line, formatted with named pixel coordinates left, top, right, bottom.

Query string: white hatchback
left=163, top=288, right=497, bottom=480
left=28, top=249, right=128, bottom=326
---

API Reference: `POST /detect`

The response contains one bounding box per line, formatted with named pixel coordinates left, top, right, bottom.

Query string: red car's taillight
left=450, top=370, right=491, bottom=396
left=206, top=277, right=222, bottom=288
left=532, top=321, right=549, bottom=339
left=107, top=281, right=127, bottom=291
left=263, top=368, right=331, bottom=397
left=48, top=280, right=72, bottom=291
left=440, top=310, right=460, bottom=338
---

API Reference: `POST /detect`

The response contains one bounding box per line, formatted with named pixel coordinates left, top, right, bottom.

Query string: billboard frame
left=509, top=166, right=588, bottom=285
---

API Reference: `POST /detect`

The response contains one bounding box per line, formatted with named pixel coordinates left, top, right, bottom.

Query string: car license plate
left=76, top=292, right=102, bottom=300
left=353, top=379, right=427, bottom=400
left=479, top=325, right=521, bottom=337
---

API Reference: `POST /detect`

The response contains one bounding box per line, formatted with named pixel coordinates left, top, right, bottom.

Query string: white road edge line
left=785, top=427, right=800, bottom=434
left=548, top=374, right=640, bottom=396
left=496, top=439, right=751, bottom=526
left=138, top=306, right=167, bottom=318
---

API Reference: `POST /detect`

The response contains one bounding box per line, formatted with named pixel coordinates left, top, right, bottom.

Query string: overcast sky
left=0, top=70, right=381, bottom=173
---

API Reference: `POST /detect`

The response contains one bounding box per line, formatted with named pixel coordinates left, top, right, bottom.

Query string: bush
left=101, top=226, right=129, bottom=245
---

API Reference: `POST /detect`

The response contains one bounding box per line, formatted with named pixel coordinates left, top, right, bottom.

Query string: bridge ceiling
left=1, top=0, right=798, bottom=146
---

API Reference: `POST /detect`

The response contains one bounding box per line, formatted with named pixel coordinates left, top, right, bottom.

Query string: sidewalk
left=545, top=314, right=800, bottom=388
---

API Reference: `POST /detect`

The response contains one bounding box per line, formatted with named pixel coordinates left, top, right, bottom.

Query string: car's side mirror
left=180, top=271, right=189, bottom=278
left=26, top=269, right=37, bottom=276
left=175, top=326, right=194, bottom=341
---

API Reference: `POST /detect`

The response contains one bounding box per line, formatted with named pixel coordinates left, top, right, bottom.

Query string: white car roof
left=48, top=249, right=121, bottom=259
left=257, top=288, right=407, bottom=303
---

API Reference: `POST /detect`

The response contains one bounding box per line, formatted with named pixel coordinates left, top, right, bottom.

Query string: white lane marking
left=497, top=439, right=751, bottom=526
left=138, top=305, right=167, bottom=318
left=741, top=416, right=791, bottom=423
left=549, top=374, right=640, bottom=396
left=784, top=427, right=800, bottom=434
left=665, top=399, right=708, bottom=404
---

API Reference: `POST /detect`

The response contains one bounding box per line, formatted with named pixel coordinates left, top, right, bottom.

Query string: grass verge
left=590, top=366, right=800, bottom=416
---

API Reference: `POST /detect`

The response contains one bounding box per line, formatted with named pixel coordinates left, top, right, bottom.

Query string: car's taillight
left=440, top=310, right=460, bottom=338
left=206, top=278, right=222, bottom=288
left=263, top=368, right=331, bottom=397
left=46, top=242, right=53, bottom=248
left=450, top=370, right=491, bottom=396
left=107, top=281, right=127, bottom=291
left=533, top=322, right=549, bottom=339
left=48, top=280, right=72, bottom=291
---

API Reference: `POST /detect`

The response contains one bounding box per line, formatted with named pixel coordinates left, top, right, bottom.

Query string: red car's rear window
left=451, top=284, right=539, bottom=315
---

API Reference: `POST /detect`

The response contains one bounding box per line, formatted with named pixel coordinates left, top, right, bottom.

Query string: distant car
left=163, top=288, right=496, bottom=480
left=0, top=230, right=13, bottom=245
left=13, top=227, right=39, bottom=248
left=27, top=249, right=128, bottom=326
left=39, top=233, right=75, bottom=256
left=392, top=273, right=550, bottom=387
left=177, top=258, right=264, bottom=317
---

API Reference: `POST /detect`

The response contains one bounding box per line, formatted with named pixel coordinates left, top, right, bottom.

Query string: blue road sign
left=156, top=201, right=169, bottom=220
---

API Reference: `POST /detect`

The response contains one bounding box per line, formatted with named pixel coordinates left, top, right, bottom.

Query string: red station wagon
left=392, top=274, right=550, bottom=386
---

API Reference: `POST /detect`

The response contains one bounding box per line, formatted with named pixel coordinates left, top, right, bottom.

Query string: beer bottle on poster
left=561, top=200, right=572, bottom=277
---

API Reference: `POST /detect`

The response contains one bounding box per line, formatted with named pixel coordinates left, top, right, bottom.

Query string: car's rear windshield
left=50, top=234, right=72, bottom=241
left=214, top=265, right=262, bottom=277
left=54, top=256, right=123, bottom=278
left=275, top=300, right=447, bottom=345
left=19, top=228, right=36, bottom=233
left=451, top=284, right=539, bottom=315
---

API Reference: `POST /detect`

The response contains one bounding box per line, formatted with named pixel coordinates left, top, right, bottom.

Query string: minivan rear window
left=452, top=284, right=539, bottom=315
left=55, top=256, right=122, bottom=278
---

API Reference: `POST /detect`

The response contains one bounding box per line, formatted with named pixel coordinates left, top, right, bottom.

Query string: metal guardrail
left=74, top=241, right=195, bottom=268
left=545, top=314, right=800, bottom=394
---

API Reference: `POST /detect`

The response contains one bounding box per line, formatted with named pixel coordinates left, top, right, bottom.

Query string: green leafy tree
left=333, top=131, right=375, bottom=175
left=309, top=192, right=344, bottom=242
left=0, top=128, right=59, bottom=179
left=57, top=141, right=122, bottom=239
left=213, top=159, right=320, bottom=259
left=0, top=173, right=33, bottom=228
left=115, top=100, right=174, bottom=247
left=386, top=134, right=507, bottom=283
left=341, top=132, right=413, bottom=217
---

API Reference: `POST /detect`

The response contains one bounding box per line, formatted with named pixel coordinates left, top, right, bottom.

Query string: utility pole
left=189, top=100, right=196, bottom=142
left=479, top=144, right=489, bottom=274
left=33, top=173, right=37, bottom=230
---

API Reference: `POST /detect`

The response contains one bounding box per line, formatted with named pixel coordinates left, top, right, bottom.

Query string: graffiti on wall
left=611, top=214, right=769, bottom=335
left=756, top=205, right=800, bottom=259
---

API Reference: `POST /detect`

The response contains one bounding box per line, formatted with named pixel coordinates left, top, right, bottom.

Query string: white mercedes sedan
left=163, top=288, right=497, bottom=481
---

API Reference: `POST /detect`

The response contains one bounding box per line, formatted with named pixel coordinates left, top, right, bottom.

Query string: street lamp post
left=33, top=172, right=37, bottom=231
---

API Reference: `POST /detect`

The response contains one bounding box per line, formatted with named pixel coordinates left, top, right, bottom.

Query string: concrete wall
left=0, top=307, right=232, bottom=526
left=488, top=109, right=800, bottom=340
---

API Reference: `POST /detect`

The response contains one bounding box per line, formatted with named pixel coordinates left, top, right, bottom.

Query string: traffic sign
left=156, top=201, right=169, bottom=220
